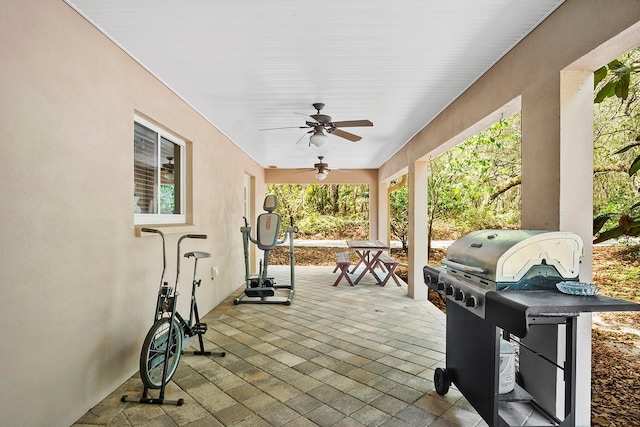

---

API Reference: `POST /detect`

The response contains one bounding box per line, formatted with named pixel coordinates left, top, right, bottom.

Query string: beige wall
left=0, top=2, right=264, bottom=426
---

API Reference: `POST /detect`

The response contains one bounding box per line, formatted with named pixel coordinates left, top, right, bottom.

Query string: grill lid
left=443, top=230, right=583, bottom=283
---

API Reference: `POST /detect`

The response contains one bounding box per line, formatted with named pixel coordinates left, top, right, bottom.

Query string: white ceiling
left=66, top=0, right=564, bottom=171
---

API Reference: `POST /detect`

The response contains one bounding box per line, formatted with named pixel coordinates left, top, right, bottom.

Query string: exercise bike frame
left=122, top=228, right=225, bottom=406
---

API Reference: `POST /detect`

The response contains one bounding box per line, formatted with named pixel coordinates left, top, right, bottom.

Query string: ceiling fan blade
left=259, top=125, right=309, bottom=131
left=295, top=130, right=313, bottom=145
left=331, top=120, right=373, bottom=128
left=330, top=128, right=362, bottom=142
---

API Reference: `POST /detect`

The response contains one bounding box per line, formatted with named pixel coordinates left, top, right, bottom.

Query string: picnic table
left=346, top=240, right=392, bottom=285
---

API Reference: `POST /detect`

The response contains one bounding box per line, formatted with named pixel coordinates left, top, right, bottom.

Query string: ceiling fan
left=313, top=156, right=330, bottom=180
left=261, top=103, right=373, bottom=147
left=297, top=156, right=331, bottom=180
left=161, top=157, right=174, bottom=180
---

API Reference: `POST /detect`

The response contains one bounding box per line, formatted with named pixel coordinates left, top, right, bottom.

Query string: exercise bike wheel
left=139, top=318, right=183, bottom=389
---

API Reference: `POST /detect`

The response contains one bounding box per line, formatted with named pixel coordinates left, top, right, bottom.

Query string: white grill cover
left=444, top=230, right=584, bottom=282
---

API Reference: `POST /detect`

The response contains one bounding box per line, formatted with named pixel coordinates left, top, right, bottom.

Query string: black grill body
left=424, top=230, right=640, bottom=427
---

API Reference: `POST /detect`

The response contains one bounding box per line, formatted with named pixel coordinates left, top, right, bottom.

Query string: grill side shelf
left=486, top=290, right=640, bottom=338
left=485, top=291, right=530, bottom=338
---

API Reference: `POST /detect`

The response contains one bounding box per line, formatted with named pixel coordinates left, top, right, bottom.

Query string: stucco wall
left=0, top=2, right=264, bottom=426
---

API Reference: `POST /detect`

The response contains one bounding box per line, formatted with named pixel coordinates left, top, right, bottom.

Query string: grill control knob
left=454, top=289, right=465, bottom=301
left=465, top=296, right=478, bottom=308
left=445, top=285, right=455, bottom=296
left=437, top=281, right=445, bottom=292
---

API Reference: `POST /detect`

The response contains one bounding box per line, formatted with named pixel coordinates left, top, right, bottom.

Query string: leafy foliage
left=389, top=182, right=408, bottom=249
left=593, top=48, right=640, bottom=243
left=426, top=114, right=522, bottom=241
left=267, top=184, right=369, bottom=238
left=594, top=59, right=635, bottom=103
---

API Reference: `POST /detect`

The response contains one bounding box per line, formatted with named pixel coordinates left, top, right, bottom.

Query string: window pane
left=160, top=137, right=180, bottom=214
left=134, top=123, right=158, bottom=214
left=133, top=118, right=185, bottom=224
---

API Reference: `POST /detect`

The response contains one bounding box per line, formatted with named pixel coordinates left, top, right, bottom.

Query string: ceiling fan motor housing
left=311, top=114, right=332, bottom=123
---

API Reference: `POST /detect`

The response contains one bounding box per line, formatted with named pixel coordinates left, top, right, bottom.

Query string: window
left=134, top=117, right=185, bottom=224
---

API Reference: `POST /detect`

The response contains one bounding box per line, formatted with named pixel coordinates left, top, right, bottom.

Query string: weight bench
left=378, top=253, right=402, bottom=287
left=333, top=252, right=354, bottom=286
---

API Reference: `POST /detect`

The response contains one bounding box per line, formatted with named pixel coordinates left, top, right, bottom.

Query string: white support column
left=560, top=69, right=594, bottom=427
left=520, top=70, right=594, bottom=426
left=370, top=177, right=380, bottom=240
left=408, top=160, right=428, bottom=300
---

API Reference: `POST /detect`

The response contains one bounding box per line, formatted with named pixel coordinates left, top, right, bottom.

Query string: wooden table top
left=346, top=240, right=389, bottom=250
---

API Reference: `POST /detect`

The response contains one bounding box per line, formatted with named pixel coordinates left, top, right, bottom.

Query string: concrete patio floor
left=74, top=265, right=487, bottom=427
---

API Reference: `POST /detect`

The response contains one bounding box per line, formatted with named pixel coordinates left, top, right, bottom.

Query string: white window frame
left=134, top=116, right=186, bottom=225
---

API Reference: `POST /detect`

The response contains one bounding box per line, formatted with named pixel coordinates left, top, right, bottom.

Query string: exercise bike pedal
left=191, top=322, right=208, bottom=335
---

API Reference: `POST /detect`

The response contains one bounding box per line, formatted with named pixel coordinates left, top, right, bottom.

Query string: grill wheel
left=434, top=367, right=450, bottom=395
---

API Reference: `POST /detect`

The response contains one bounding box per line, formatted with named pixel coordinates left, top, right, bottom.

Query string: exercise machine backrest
left=256, top=194, right=281, bottom=250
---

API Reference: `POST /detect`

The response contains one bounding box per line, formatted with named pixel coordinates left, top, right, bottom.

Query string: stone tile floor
left=74, top=265, right=489, bottom=427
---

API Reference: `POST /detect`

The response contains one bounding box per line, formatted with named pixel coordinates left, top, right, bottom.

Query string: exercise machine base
left=234, top=288, right=294, bottom=305
left=121, top=393, right=184, bottom=406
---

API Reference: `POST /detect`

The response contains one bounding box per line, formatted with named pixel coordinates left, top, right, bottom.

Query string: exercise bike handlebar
left=140, top=227, right=162, bottom=234
left=141, top=228, right=207, bottom=293
left=184, top=234, right=207, bottom=239
left=140, top=228, right=167, bottom=290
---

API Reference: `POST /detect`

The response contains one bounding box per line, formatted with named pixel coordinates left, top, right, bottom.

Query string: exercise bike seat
left=184, top=251, right=211, bottom=259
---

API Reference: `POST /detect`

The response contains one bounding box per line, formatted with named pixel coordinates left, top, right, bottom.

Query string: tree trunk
left=331, top=184, right=339, bottom=214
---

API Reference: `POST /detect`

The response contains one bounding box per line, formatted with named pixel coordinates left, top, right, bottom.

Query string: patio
left=74, top=265, right=489, bottom=427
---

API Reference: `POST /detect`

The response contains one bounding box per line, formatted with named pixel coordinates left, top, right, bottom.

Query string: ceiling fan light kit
left=309, top=129, right=328, bottom=147
left=313, top=155, right=330, bottom=180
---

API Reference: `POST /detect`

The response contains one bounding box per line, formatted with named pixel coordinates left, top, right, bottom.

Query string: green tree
left=266, top=184, right=369, bottom=238
left=592, top=49, right=640, bottom=243
left=268, top=184, right=306, bottom=221
left=428, top=113, right=522, bottom=237
left=389, top=182, right=409, bottom=250
left=386, top=114, right=522, bottom=258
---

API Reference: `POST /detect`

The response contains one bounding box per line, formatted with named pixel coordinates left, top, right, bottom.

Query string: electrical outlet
left=211, top=266, right=219, bottom=280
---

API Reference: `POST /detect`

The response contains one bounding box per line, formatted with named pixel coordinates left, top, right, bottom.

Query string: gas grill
left=426, top=230, right=583, bottom=319
left=423, top=229, right=640, bottom=427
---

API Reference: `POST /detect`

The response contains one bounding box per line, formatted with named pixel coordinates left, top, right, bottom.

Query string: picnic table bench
left=333, top=252, right=354, bottom=286
left=377, top=253, right=402, bottom=287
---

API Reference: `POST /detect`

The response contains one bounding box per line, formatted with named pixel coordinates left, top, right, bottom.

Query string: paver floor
left=74, top=265, right=488, bottom=426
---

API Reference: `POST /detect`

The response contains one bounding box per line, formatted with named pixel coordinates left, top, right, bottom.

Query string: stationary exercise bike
left=234, top=194, right=297, bottom=305
left=122, top=228, right=225, bottom=406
